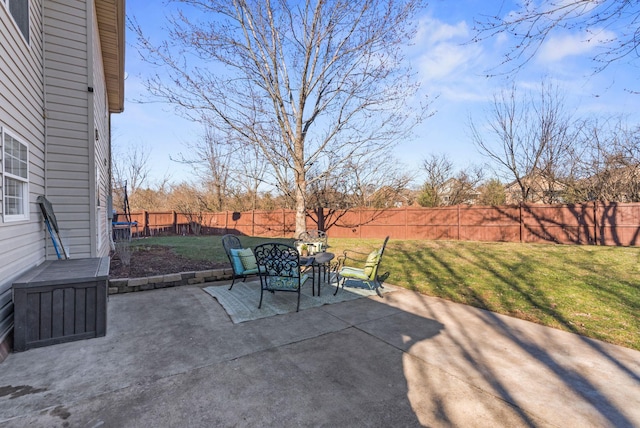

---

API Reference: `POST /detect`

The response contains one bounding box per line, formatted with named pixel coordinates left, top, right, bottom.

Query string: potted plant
left=300, top=243, right=309, bottom=257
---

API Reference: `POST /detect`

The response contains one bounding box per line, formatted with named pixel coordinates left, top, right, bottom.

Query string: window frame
left=2, top=127, right=30, bottom=223
left=1, top=0, right=30, bottom=44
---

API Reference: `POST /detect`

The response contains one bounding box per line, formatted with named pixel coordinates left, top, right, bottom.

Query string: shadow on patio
left=0, top=280, right=638, bottom=426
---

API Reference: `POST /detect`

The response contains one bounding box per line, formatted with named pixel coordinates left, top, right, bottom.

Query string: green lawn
left=130, top=235, right=640, bottom=351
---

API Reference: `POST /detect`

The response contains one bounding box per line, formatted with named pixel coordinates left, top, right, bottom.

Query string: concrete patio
left=0, top=281, right=639, bottom=427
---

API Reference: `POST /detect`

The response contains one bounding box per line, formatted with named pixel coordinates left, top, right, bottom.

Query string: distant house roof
left=96, top=0, right=125, bottom=113
left=503, top=169, right=567, bottom=204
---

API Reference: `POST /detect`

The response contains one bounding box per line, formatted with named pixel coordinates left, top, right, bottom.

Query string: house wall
left=1, top=0, right=117, bottom=360
left=0, top=0, right=47, bottom=351
left=44, top=1, right=108, bottom=258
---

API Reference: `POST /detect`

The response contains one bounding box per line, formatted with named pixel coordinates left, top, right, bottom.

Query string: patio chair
left=254, top=243, right=313, bottom=312
left=222, top=234, right=259, bottom=290
left=333, top=236, right=390, bottom=297
left=295, top=229, right=328, bottom=254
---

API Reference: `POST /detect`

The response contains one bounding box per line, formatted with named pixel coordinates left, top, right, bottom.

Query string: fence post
left=519, top=204, right=524, bottom=243
left=252, top=210, right=255, bottom=237
left=593, top=201, right=599, bottom=245
left=142, top=210, right=148, bottom=236
left=405, top=206, right=408, bottom=240
left=457, top=205, right=461, bottom=240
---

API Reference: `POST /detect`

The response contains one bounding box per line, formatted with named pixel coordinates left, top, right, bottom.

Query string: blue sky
left=112, top=0, right=640, bottom=187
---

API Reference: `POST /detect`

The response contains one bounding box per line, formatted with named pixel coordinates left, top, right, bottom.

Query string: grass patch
left=129, top=235, right=640, bottom=351
left=130, top=235, right=294, bottom=262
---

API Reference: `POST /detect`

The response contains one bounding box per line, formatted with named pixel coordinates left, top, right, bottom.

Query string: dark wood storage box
left=12, top=257, right=109, bottom=352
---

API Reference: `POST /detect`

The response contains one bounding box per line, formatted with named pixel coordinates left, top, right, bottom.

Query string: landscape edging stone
left=108, top=268, right=233, bottom=294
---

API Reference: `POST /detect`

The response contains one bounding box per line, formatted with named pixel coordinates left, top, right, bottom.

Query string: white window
left=2, top=128, right=29, bottom=222
left=2, top=0, right=29, bottom=43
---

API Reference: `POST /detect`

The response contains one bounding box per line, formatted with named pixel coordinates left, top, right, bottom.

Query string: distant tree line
left=113, top=82, right=640, bottom=214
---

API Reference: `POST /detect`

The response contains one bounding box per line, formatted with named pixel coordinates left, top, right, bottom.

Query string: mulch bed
left=109, top=245, right=228, bottom=279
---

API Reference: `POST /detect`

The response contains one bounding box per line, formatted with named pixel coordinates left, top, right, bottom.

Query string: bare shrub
left=115, top=239, right=131, bottom=267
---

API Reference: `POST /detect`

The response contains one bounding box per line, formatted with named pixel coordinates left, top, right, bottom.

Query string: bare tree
left=172, top=127, right=234, bottom=211
left=167, top=182, right=210, bottom=235
left=344, top=151, right=414, bottom=208
left=569, top=119, right=640, bottom=202
left=112, top=140, right=151, bottom=211
left=445, top=167, right=484, bottom=206
left=418, top=154, right=483, bottom=206
left=470, top=82, right=577, bottom=204
left=304, top=151, right=414, bottom=229
left=132, top=0, right=429, bottom=236
left=474, top=1, right=640, bottom=77
left=418, top=153, right=454, bottom=207
left=228, top=140, right=270, bottom=211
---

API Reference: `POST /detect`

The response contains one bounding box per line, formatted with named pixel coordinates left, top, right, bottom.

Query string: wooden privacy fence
left=123, top=202, right=640, bottom=246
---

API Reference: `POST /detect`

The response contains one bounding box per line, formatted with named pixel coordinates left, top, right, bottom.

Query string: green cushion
left=363, top=250, right=380, bottom=279
left=237, top=248, right=258, bottom=271
left=228, top=248, right=245, bottom=273
left=339, top=266, right=369, bottom=281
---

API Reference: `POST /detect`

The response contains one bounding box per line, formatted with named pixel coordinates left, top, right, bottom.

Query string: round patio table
left=300, top=252, right=335, bottom=296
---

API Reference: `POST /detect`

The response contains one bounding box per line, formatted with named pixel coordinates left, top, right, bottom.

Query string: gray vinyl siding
left=0, top=0, right=46, bottom=342
left=43, top=0, right=92, bottom=258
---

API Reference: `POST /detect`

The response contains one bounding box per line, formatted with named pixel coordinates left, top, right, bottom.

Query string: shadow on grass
left=389, top=242, right=639, bottom=427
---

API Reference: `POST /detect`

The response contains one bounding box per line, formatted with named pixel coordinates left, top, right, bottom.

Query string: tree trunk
left=295, top=183, right=306, bottom=238
left=315, top=207, right=325, bottom=231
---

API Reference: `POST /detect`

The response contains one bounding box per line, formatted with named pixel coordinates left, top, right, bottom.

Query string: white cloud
left=416, top=17, right=469, bottom=45
left=418, top=43, right=468, bottom=80
left=537, top=29, right=616, bottom=63
left=412, top=16, right=484, bottom=82
left=542, top=0, right=599, bottom=18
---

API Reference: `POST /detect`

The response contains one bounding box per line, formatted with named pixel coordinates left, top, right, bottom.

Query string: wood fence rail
left=120, top=202, right=640, bottom=246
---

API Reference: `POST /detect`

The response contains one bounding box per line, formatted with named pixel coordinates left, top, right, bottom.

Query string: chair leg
left=377, top=272, right=390, bottom=289
left=258, top=286, right=264, bottom=309
left=311, top=266, right=316, bottom=297
left=228, top=275, right=237, bottom=290
left=333, top=276, right=345, bottom=295
left=364, top=280, right=384, bottom=298
left=296, top=288, right=301, bottom=312
left=374, top=281, right=383, bottom=298
left=317, top=264, right=323, bottom=297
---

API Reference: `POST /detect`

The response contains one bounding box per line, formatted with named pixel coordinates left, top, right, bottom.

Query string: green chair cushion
left=363, top=250, right=380, bottom=279
left=339, top=266, right=369, bottom=281
left=237, top=248, right=258, bottom=271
